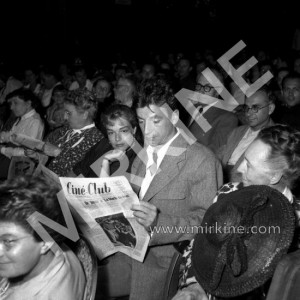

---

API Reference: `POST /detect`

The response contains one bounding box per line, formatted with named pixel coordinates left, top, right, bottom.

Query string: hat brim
left=192, top=185, right=295, bottom=297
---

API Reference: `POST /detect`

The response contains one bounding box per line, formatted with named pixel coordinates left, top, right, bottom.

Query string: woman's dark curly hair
left=258, top=124, right=300, bottom=188
left=0, top=175, right=66, bottom=244
left=65, top=88, right=98, bottom=120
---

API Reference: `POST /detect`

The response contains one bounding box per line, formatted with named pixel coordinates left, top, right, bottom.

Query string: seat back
left=266, top=249, right=300, bottom=300
left=7, top=156, right=36, bottom=180
left=71, top=235, right=98, bottom=300
left=163, top=251, right=183, bottom=300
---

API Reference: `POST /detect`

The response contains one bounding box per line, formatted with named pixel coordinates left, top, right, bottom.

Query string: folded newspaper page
left=59, top=176, right=150, bottom=262
left=12, top=133, right=45, bottom=151
left=13, top=134, right=61, bottom=157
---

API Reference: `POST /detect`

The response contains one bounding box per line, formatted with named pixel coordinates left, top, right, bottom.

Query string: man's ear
left=171, top=109, right=179, bottom=125
left=268, top=102, right=275, bottom=115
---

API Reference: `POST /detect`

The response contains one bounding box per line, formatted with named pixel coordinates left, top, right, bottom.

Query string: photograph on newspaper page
left=59, top=176, right=150, bottom=262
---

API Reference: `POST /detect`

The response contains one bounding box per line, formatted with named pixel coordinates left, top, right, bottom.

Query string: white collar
left=72, top=123, right=95, bottom=133
left=146, top=129, right=180, bottom=168
left=282, top=186, right=293, bottom=203
left=21, top=109, right=36, bottom=120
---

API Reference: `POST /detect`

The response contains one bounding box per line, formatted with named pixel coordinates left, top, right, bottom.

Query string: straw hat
left=191, top=185, right=295, bottom=297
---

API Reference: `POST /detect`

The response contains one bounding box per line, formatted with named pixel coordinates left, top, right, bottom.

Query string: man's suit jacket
left=128, top=133, right=223, bottom=300
left=188, top=106, right=238, bottom=153
left=217, top=118, right=275, bottom=182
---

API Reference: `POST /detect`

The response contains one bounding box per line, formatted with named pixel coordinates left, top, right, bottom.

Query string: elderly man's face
left=237, top=139, right=274, bottom=187
left=0, top=222, right=45, bottom=280
left=244, top=91, right=273, bottom=131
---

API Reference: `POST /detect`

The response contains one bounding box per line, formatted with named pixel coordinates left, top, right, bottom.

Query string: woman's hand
left=42, top=142, right=61, bottom=157
left=0, top=131, right=10, bottom=144
left=103, top=149, right=125, bottom=162
left=99, top=149, right=125, bottom=177
left=172, top=283, right=209, bottom=300
left=24, top=149, right=39, bottom=160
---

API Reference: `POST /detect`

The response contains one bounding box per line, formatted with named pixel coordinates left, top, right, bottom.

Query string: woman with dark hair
left=30, top=89, right=103, bottom=177
left=173, top=124, right=300, bottom=300
left=71, top=104, right=142, bottom=178
left=0, top=175, right=85, bottom=299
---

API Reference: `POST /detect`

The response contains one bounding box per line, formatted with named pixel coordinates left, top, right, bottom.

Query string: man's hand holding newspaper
left=59, top=176, right=150, bottom=262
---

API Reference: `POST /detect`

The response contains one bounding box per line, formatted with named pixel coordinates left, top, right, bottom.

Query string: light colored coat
left=128, top=133, right=223, bottom=300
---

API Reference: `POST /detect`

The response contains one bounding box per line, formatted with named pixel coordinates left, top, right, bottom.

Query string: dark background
left=0, top=0, right=299, bottom=66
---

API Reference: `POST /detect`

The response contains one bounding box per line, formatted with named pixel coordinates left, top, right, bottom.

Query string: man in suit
left=188, top=68, right=238, bottom=153
left=217, top=86, right=275, bottom=182
left=97, top=77, right=223, bottom=300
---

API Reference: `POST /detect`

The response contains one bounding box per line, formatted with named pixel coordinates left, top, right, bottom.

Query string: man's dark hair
left=135, top=77, right=178, bottom=111
left=6, top=87, right=40, bottom=109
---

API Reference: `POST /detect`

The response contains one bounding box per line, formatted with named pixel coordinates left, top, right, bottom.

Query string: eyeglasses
left=195, top=83, right=215, bottom=93
left=0, top=236, right=32, bottom=251
left=242, top=104, right=270, bottom=113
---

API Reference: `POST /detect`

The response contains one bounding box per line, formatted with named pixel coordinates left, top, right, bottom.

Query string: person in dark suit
left=188, top=68, right=238, bottom=153
left=97, top=77, right=223, bottom=300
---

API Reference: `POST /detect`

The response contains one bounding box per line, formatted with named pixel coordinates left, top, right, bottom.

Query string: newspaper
left=59, top=176, right=150, bottom=262
left=12, top=133, right=45, bottom=151
left=12, top=134, right=60, bottom=157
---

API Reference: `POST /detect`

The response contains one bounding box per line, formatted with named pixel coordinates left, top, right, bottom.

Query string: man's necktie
left=149, top=150, right=158, bottom=176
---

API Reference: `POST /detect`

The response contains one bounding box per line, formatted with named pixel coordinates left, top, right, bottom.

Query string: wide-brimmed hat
left=191, top=185, right=295, bottom=298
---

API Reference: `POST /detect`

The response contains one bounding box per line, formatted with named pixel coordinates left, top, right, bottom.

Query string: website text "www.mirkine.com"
left=150, top=223, right=281, bottom=235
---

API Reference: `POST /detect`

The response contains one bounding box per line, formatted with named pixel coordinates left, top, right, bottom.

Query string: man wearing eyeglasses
left=188, top=68, right=238, bottom=153
left=217, top=87, right=275, bottom=182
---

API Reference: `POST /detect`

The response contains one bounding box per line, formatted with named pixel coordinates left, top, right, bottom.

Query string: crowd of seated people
left=1, top=45, right=300, bottom=300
